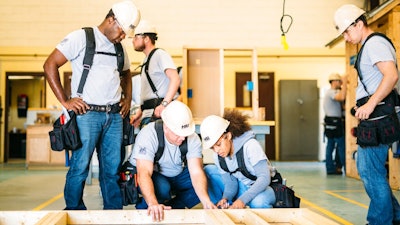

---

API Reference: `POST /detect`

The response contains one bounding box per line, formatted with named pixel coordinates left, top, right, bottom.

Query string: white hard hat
left=334, top=4, right=365, bottom=35
left=329, top=73, right=341, bottom=81
left=200, top=115, right=230, bottom=149
left=134, top=20, right=157, bottom=35
left=161, top=101, right=195, bottom=137
left=112, top=0, right=141, bottom=35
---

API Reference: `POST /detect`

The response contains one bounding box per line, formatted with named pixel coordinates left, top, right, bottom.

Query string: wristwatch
left=161, top=100, right=169, bottom=107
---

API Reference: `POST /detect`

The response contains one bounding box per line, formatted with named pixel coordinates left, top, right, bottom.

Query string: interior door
left=4, top=72, right=46, bottom=162
left=236, top=72, right=276, bottom=160
left=186, top=49, right=222, bottom=118
left=279, top=80, right=319, bottom=161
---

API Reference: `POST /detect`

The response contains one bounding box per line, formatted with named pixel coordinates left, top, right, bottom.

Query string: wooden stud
left=204, top=210, right=235, bottom=225
left=34, top=212, right=67, bottom=225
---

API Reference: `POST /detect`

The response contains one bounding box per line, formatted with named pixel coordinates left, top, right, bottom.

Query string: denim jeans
left=204, top=164, right=275, bottom=208
left=135, top=167, right=200, bottom=209
left=325, top=136, right=345, bottom=173
left=64, top=111, right=123, bottom=210
left=357, top=144, right=400, bottom=225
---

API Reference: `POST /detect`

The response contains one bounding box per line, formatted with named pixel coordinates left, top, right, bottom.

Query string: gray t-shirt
left=323, top=88, right=342, bottom=117
left=356, top=35, right=397, bottom=100
left=213, top=131, right=268, bottom=187
left=130, top=121, right=202, bottom=177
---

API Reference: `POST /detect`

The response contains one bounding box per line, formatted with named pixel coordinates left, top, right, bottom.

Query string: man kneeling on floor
left=129, top=101, right=216, bottom=221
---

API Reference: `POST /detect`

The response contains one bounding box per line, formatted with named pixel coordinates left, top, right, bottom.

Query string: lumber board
left=242, top=210, right=271, bottom=225
left=0, top=211, right=48, bottom=225
left=35, top=212, right=67, bottom=225
left=67, top=209, right=204, bottom=224
left=204, top=210, right=236, bottom=225
left=0, top=209, right=340, bottom=225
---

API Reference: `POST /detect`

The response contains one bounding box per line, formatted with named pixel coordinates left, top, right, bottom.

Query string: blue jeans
left=64, top=111, right=123, bottom=210
left=325, top=136, right=345, bottom=173
left=135, top=167, right=200, bottom=209
left=204, top=164, right=275, bottom=208
left=357, top=144, right=400, bottom=225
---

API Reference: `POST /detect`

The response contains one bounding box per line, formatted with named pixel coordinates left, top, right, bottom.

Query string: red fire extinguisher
left=17, top=94, right=28, bottom=118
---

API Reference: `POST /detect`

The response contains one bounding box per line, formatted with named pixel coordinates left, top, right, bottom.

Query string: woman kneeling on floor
left=200, top=108, right=276, bottom=209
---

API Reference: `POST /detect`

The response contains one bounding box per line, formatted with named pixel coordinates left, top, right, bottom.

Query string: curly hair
left=223, top=108, right=251, bottom=138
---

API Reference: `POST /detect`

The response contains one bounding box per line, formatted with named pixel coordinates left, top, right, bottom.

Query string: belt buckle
left=106, top=104, right=111, bottom=113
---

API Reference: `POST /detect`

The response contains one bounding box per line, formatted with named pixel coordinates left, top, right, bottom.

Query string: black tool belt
left=356, top=90, right=399, bottom=119
left=141, top=98, right=163, bottom=111
left=324, top=116, right=344, bottom=138
left=88, top=103, right=120, bottom=113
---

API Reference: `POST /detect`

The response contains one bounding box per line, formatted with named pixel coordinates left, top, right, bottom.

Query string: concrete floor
left=1, top=160, right=399, bottom=225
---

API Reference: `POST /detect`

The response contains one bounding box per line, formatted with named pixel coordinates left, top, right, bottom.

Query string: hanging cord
left=280, top=0, right=293, bottom=50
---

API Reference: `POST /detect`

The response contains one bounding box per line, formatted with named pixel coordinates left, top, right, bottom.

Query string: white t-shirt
left=56, top=26, right=131, bottom=105
left=140, top=49, right=178, bottom=103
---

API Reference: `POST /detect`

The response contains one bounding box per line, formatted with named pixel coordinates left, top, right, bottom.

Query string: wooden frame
left=0, top=209, right=340, bottom=225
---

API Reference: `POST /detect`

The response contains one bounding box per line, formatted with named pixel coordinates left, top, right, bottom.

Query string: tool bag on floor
left=118, top=161, right=139, bottom=206
left=270, top=173, right=300, bottom=208
left=218, top=148, right=300, bottom=208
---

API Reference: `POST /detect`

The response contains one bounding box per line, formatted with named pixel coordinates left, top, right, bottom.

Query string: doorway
left=4, top=72, right=46, bottom=162
left=235, top=72, right=276, bottom=160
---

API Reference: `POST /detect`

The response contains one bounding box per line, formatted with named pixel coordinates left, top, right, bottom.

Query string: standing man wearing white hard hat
left=201, top=108, right=276, bottom=209
left=334, top=4, right=400, bottom=225
left=43, top=0, right=140, bottom=210
left=323, top=73, right=347, bottom=175
left=129, top=20, right=181, bottom=128
left=129, top=101, right=216, bottom=222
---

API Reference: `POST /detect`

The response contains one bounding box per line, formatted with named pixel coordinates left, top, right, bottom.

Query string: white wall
left=0, top=0, right=364, bottom=161
left=0, top=0, right=363, bottom=49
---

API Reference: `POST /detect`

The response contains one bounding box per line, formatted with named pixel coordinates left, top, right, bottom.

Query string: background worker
left=43, top=0, right=140, bottom=210
left=130, top=20, right=180, bottom=128
left=334, top=4, right=400, bottom=224
left=130, top=101, right=216, bottom=221
left=323, top=73, right=347, bottom=175
left=200, top=108, right=276, bottom=209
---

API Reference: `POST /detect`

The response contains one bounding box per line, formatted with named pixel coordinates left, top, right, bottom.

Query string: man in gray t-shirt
left=130, top=101, right=216, bottom=222
left=323, top=73, right=347, bottom=175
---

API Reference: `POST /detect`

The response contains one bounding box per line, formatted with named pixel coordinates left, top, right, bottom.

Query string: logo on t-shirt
left=139, top=147, right=146, bottom=155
